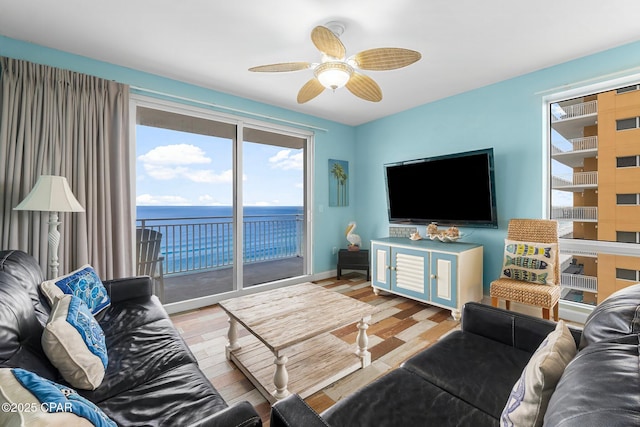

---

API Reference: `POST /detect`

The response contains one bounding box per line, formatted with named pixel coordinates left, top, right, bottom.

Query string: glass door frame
left=130, top=94, right=314, bottom=314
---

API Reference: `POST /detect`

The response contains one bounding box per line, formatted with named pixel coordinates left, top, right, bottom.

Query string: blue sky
left=136, top=125, right=303, bottom=206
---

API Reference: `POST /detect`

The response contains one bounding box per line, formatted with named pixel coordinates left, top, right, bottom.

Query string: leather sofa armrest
left=103, top=276, right=153, bottom=303
left=188, top=401, right=262, bottom=427
left=461, top=302, right=581, bottom=354
left=270, top=394, right=330, bottom=427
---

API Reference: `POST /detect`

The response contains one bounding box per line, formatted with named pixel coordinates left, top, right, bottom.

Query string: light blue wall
left=4, top=34, right=640, bottom=292
left=355, top=40, right=640, bottom=293
left=0, top=36, right=356, bottom=275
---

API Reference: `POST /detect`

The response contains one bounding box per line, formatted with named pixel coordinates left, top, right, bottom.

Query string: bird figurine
left=345, top=221, right=362, bottom=251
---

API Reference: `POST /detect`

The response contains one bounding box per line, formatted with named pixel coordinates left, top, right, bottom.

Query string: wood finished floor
left=170, top=273, right=461, bottom=426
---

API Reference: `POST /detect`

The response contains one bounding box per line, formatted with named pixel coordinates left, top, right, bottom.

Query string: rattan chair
left=490, top=219, right=560, bottom=321
left=136, top=228, right=165, bottom=303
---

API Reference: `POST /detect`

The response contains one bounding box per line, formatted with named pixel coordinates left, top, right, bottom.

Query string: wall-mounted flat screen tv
left=384, top=148, right=498, bottom=228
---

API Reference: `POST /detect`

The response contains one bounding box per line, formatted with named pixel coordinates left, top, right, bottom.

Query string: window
left=616, top=268, right=640, bottom=281
left=617, top=155, right=640, bottom=168
left=616, top=117, right=639, bottom=131
left=616, top=84, right=640, bottom=94
left=547, top=81, right=640, bottom=315
left=617, top=231, right=640, bottom=243
left=617, top=194, right=640, bottom=205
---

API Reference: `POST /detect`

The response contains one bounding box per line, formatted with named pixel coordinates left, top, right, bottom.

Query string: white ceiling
left=2, top=0, right=640, bottom=126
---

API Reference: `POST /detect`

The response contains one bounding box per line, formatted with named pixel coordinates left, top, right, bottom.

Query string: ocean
left=136, top=205, right=304, bottom=274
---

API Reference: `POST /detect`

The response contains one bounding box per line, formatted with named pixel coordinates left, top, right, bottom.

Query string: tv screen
left=384, top=148, right=498, bottom=228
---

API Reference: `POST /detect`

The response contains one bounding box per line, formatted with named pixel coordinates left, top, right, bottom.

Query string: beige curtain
left=0, top=57, right=133, bottom=279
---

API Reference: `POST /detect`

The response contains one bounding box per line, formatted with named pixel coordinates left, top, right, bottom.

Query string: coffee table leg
left=356, top=315, right=372, bottom=368
left=273, top=352, right=290, bottom=400
left=225, top=317, right=241, bottom=360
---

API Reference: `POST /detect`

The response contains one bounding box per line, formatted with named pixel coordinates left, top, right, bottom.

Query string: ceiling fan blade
left=249, top=62, right=312, bottom=72
left=311, top=26, right=346, bottom=60
left=345, top=72, right=382, bottom=102
left=297, top=78, right=325, bottom=104
left=351, top=48, right=421, bottom=71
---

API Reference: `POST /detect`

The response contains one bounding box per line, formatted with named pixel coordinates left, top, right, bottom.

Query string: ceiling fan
left=249, top=22, right=421, bottom=104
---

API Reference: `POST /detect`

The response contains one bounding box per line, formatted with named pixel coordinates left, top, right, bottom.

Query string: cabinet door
left=429, top=252, right=458, bottom=308
left=371, top=243, right=391, bottom=289
left=392, top=247, right=429, bottom=300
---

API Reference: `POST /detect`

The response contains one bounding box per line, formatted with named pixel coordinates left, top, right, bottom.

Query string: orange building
left=551, top=86, right=640, bottom=305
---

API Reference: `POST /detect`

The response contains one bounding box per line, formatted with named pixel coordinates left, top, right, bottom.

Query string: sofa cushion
left=97, top=363, right=228, bottom=426
left=0, top=368, right=115, bottom=427
left=43, top=265, right=111, bottom=316
left=402, top=330, right=532, bottom=419
left=42, top=295, right=108, bottom=390
left=544, top=338, right=640, bottom=426
left=500, top=320, right=576, bottom=427
left=0, top=250, right=50, bottom=326
left=579, top=283, right=640, bottom=349
left=500, top=239, right=557, bottom=285
left=80, top=317, right=197, bottom=403
left=322, top=368, right=498, bottom=427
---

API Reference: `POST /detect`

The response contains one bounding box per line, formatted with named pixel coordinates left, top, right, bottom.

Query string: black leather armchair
left=0, top=249, right=261, bottom=427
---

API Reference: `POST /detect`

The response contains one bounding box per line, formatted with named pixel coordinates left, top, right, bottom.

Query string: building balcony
left=552, top=171, right=598, bottom=191
left=561, top=273, right=598, bottom=293
left=551, top=100, right=598, bottom=140
left=551, top=136, right=598, bottom=168
left=551, top=206, right=598, bottom=222
left=551, top=100, right=598, bottom=122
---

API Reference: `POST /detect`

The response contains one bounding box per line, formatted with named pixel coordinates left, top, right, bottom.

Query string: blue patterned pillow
left=43, top=265, right=110, bottom=315
left=0, top=368, right=115, bottom=426
left=42, top=295, right=108, bottom=390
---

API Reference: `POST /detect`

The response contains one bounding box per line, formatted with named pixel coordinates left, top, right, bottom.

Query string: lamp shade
left=14, top=175, right=84, bottom=213
left=315, top=62, right=353, bottom=90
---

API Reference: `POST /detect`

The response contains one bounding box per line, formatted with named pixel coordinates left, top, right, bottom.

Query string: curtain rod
left=130, top=86, right=328, bottom=133
left=535, top=66, right=640, bottom=96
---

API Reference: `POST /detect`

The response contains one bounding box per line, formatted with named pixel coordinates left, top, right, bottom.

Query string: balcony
left=551, top=100, right=598, bottom=140
left=551, top=206, right=598, bottom=222
left=551, top=100, right=598, bottom=122
left=552, top=171, right=598, bottom=191
left=137, top=214, right=305, bottom=303
left=551, top=136, right=598, bottom=168
left=561, top=273, right=598, bottom=293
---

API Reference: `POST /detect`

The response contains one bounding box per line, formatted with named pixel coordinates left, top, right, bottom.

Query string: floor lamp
left=14, top=175, right=85, bottom=279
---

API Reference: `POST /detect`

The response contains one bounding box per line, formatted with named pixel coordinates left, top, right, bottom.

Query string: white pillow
left=0, top=368, right=115, bottom=426
left=500, top=320, right=576, bottom=427
left=500, top=239, right=557, bottom=285
left=41, top=295, right=108, bottom=390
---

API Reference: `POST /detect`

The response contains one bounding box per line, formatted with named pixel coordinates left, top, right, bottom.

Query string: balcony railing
left=551, top=136, right=598, bottom=155
left=552, top=171, right=598, bottom=189
left=561, top=273, right=598, bottom=293
left=137, top=214, right=304, bottom=275
left=551, top=100, right=598, bottom=122
left=551, top=206, right=598, bottom=221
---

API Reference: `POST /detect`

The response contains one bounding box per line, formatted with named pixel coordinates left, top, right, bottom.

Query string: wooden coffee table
left=219, top=282, right=376, bottom=403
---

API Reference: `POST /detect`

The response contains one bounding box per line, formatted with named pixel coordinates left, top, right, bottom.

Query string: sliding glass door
left=132, top=96, right=311, bottom=309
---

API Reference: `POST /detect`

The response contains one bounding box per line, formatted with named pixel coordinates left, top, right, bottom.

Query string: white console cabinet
left=371, top=237, right=483, bottom=320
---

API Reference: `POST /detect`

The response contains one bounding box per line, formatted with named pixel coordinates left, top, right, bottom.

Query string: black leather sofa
left=271, top=284, right=640, bottom=426
left=0, top=249, right=261, bottom=427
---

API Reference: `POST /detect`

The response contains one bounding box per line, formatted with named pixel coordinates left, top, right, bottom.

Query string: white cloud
left=138, top=144, right=211, bottom=165
left=198, top=195, right=226, bottom=206
left=269, top=149, right=303, bottom=170
left=136, top=194, right=189, bottom=206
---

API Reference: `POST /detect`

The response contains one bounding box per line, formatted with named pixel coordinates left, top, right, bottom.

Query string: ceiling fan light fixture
left=315, top=62, right=353, bottom=90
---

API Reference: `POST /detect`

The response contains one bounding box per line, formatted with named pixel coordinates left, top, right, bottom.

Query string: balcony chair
left=136, top=228, right=165, bottom=303
left=490, top=218, right=560, bottom=320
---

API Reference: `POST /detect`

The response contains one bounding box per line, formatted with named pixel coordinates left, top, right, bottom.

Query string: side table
left=337, top=249, right=370, bottom=281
